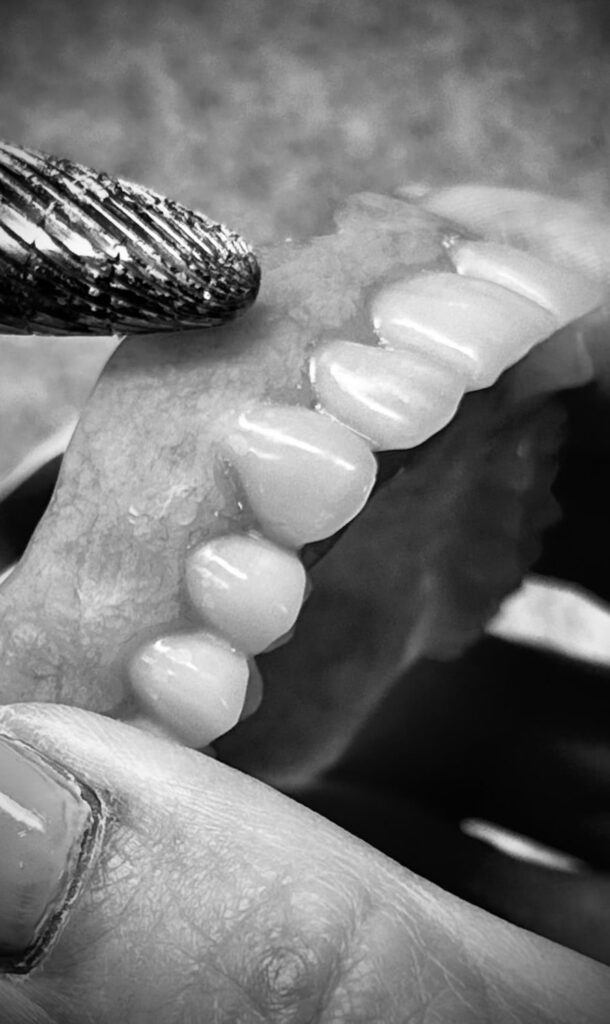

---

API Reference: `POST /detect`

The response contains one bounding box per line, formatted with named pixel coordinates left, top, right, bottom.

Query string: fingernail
left=0, top=733, right=102, bottom=973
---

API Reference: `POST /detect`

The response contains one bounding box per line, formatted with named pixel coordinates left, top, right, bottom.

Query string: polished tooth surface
left=449, top=240, right=603, bottom=325
left=185, top=533, right=306, bottom=654
left=221, top=405, right=377, bottom=546
left=371, top=272, right=558, bottom=389
left=310, top=339, right=466, bottom=450
left=241, top=660, right=264, bottom=720
left=128, top=633, right=249, bottom=748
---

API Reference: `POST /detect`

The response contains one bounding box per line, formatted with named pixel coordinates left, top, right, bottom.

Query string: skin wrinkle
left=1, top=706, right=610, bottom=1021
left=0, top=5, right=608, bottom=1017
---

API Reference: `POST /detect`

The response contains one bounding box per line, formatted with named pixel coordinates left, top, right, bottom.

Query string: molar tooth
left=185, top=533, right=306, bottom=654
left=449, top=241, right=603, bottom=325
left=372, top=272, right=558, bottom=389
left=310, top=340, right=466, bottom=450
left=221, top=405, right=376, bottom=547
left=128, top=633, right=249, bottom=748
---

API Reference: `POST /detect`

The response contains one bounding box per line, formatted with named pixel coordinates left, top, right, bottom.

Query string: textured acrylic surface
left=0, top=193, right=570, bottom=784
left=0, top=142, right=260, bottom=335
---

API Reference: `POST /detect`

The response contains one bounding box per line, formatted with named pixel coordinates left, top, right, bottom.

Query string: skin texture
left=0, top=193, right=575, bottom=788
left=0, top=1, right=608, bottom=1015
left=1, top=702, right=610, bottom=1024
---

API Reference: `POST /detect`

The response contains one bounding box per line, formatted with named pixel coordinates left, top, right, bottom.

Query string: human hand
left=1, top=700, right=609, bottom=1023
left=1, top=159, right=610, bottom=1020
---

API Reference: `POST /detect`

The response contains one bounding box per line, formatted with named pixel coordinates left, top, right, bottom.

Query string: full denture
left=0, top=188, right=603, bottom=785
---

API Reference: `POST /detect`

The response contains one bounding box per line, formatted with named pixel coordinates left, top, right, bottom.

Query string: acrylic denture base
left=0, top=191, right=602, bottom=762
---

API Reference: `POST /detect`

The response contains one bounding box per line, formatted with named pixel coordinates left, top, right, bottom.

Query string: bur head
left=0, top=141, right=261, bottom=336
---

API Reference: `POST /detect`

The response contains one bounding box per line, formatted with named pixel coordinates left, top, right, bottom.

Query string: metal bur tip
left=0, top=141, right=261, bottom=336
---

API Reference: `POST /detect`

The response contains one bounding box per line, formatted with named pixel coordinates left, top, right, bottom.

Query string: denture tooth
left=372, top=272, right=558, bottom=389
left=310, top=339, right=466, bottom=450
left=240, top=660, right=264, bottom=720
left=449, top=241, right=604, bottom=325
left=128, top=633, right=249, bottom=748
left=221, top=405, right=376, bottom=546
left=185, top=533, right=306, bottom=654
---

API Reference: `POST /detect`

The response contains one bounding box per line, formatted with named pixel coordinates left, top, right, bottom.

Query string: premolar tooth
left=221, top=405, right=376, bottom=546
left=185, top=533, right=306, bottom=654
left=128, top=633, right=249, bottom=748
left=310, top=340, right=466, bottom=450
left=449, top=241, right=603, bottom=325
left=372, top=272, right=558, bottom=389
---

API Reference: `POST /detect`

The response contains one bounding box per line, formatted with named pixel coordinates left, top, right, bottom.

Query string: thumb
left=1, top=703, right=610, bottom=1023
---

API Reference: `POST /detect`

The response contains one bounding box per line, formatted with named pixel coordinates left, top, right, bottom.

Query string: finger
left=299, top=779, right=610, bottom=966
left=1, top=703, right=609, bottom=1024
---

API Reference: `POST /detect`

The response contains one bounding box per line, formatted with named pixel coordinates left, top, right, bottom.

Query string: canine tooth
left=310, top=339, right=465, bottom=450
left=372, top=273, right=557, bottom=389
left=449, top=241, right=603, bottom=325
left=128, top=633, right=249, bottom=748
left=221, top=405, right=376, bottom=546
left=185, top=533, right=306, bottom=654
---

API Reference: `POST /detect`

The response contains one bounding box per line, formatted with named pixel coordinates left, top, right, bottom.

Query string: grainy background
left=0, top=0, right=609, bottom=472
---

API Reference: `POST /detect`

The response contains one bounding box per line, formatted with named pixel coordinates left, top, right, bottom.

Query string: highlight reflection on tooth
left=222, top=405, right=376, bottom=546
left=449, top=241, right=603, bottom=325
left=310, top=339, right=466, bottom=450
left=185, top=533, right=306, bottom=654
left=128, top=633, right=249, bottom=748
left=372, top=273, right=557, bottom=388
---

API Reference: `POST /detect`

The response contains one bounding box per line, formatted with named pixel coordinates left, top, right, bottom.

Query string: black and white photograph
left=1, top=1, right=609, bottom=1020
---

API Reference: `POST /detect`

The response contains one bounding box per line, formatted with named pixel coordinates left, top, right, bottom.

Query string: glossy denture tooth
left=185, top=533, right=306, bottom=654
left=449, top=241, right=603, bottom=324
left=221, top=405, right=376, bottom=546
left=372, top=272, right=558, bottom=390
left=240, top=660, right=264, bottom=720
left=128, top=633, right=249, bottom=748
left=310, top=340, right=466, bottom=451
